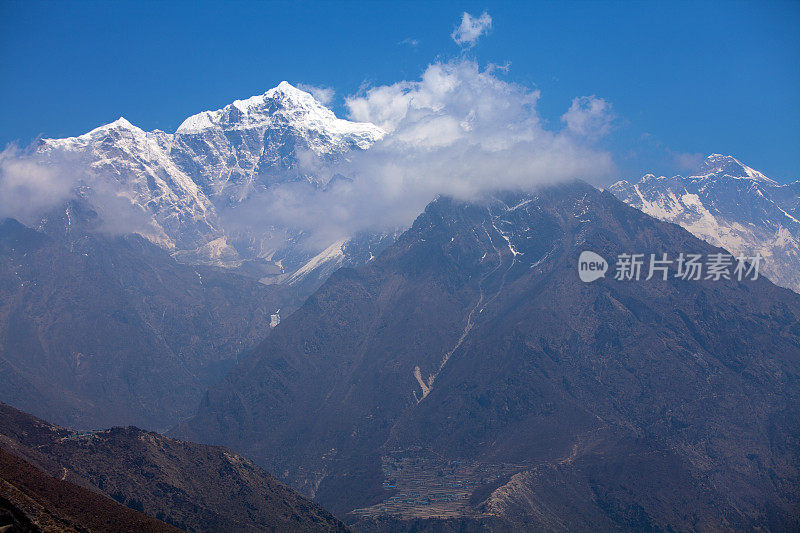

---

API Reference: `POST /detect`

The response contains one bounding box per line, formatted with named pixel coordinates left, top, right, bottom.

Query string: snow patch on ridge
left=286, top=239, right=346, bottom=285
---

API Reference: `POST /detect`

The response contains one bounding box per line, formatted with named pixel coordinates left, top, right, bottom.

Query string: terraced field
left=351, top=449, right=528, bottom=520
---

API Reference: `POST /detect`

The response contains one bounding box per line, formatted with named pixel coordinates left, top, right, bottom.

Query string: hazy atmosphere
left=0, top=2, right=798, bottom=532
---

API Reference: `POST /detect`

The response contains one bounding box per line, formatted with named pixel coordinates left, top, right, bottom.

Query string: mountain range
left=177, top=181, right=800, bottom=530
left=37, top=82, right=386, bottom=286
left=3, top=82, right=799, bottom=531
left=37, top=85, right=799, bottom=298
left=610, top=154, right=800, bottom=292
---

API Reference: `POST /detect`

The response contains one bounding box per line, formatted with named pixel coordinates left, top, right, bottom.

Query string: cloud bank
left=1, top=59, right=616, bottom=255
left=231, top=60, right=616, bottom=246
left=0, top=145, right=166, bottom=240
left=0, top=146, right=76, bottom=226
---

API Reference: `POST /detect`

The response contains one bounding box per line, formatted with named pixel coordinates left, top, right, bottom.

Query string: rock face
left=178, top=182, right=800, bottom=530
left=0, top=402, right=348, bottom=532
left=37, top=82, right=387, bottom=281
left=610, top=154, right=800, bottom=292
left=0, top=211, right=290, bottom=431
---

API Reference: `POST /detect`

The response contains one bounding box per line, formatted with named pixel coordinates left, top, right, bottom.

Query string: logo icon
left=578, top=251, right=608, bottom=282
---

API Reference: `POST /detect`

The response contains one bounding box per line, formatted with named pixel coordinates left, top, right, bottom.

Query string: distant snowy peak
left=696, top=153, right=775, bottom=183
left=178, top=81, right=331, bottom=132
left=90, top=116, right=142, bottom=134
left=178, top=82, right=313, bottom=129
left=175, top=81, right=384, bottom=152
left=41, top=117, right=148, bottom=151
left=610, top=154, right=800, bottom=293
left=44, top=81, right=384, bottom=153
left=35, top=81, right=389, bottom=282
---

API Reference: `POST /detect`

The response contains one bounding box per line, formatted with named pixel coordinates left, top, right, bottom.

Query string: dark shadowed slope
left=0, top=446, right=181, bottom=533
left=179, top=181, right=800, bottom=531
left=0, top=210, right=290, bottom=430
left=0, top=402, right=348, bottom=532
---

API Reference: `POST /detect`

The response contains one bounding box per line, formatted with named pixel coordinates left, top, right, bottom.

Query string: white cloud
left=0, top=146, right=76, bottom=225
left=255, top=60, right=616, bottom=237
left=297, top=83, right=335, bottom=106
left=346, top=60, right=542, bottom=142
left=399, top=38, right=419, bottom=48
left=451, top=11, right=492, bottom=47
left=215, top=61, right=616, bottom=249
left=4, top=60, right=617, bottom=256
left=561, top=95, right=615, bottom=138
left=0, top=145, right=168, bottom=240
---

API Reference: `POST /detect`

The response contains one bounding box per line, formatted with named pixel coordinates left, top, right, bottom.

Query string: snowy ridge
left=697, top=153, right=776, bottom=184
left=610, top=154, right=800, bottom=292
left=176, top=81, right=384, bottom=153
left=286, top=239, right=346, bottom=285
left=37, top=82, right=387, bottom=285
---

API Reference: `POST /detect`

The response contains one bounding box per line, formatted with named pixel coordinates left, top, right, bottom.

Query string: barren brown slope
left=0, top=446, right=181, bottom=533
left=0, top=402, right=348, bottom=532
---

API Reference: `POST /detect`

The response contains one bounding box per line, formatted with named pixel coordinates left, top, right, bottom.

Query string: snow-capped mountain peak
left=36, top=82, right=390, bottom=285
left=43, top=116, right=147, bottom=151
left=103, top=116, right=139, bottom=131
left=175, top=81, right=384, bottom=151
left=610, top=154, right=800, bottom=292
left=265, top=80, right=326, bottom=109
left=696, top=153, right=775, bottom=183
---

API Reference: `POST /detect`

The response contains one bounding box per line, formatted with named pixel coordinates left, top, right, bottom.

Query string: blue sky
left=1, top=0, right=798, bottom=181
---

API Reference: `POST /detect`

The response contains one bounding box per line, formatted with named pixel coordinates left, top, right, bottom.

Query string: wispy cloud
left=451, top=12, right=492, bottom=47
left=296, top=83, right=335, bottom=106
left=0, top=144, right=169, bottom=241
left=0, top=145, right=75, bottom=226
left=673, top=151, right=704, bottom=172
left=399, top=37, right=419, bottom=48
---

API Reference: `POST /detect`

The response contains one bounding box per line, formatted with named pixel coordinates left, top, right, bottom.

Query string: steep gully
left=413, top=206, right=520, bottom=403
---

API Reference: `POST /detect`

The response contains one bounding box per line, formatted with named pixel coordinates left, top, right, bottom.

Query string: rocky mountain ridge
left=178, top=181, right=800, bottom=530
left=0, top=211, right=289, bottom=431
left=0, top=402, right=348, bottom=532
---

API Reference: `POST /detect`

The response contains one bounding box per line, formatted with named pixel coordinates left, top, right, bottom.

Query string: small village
left=352, top=449, right=529, bottom=519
